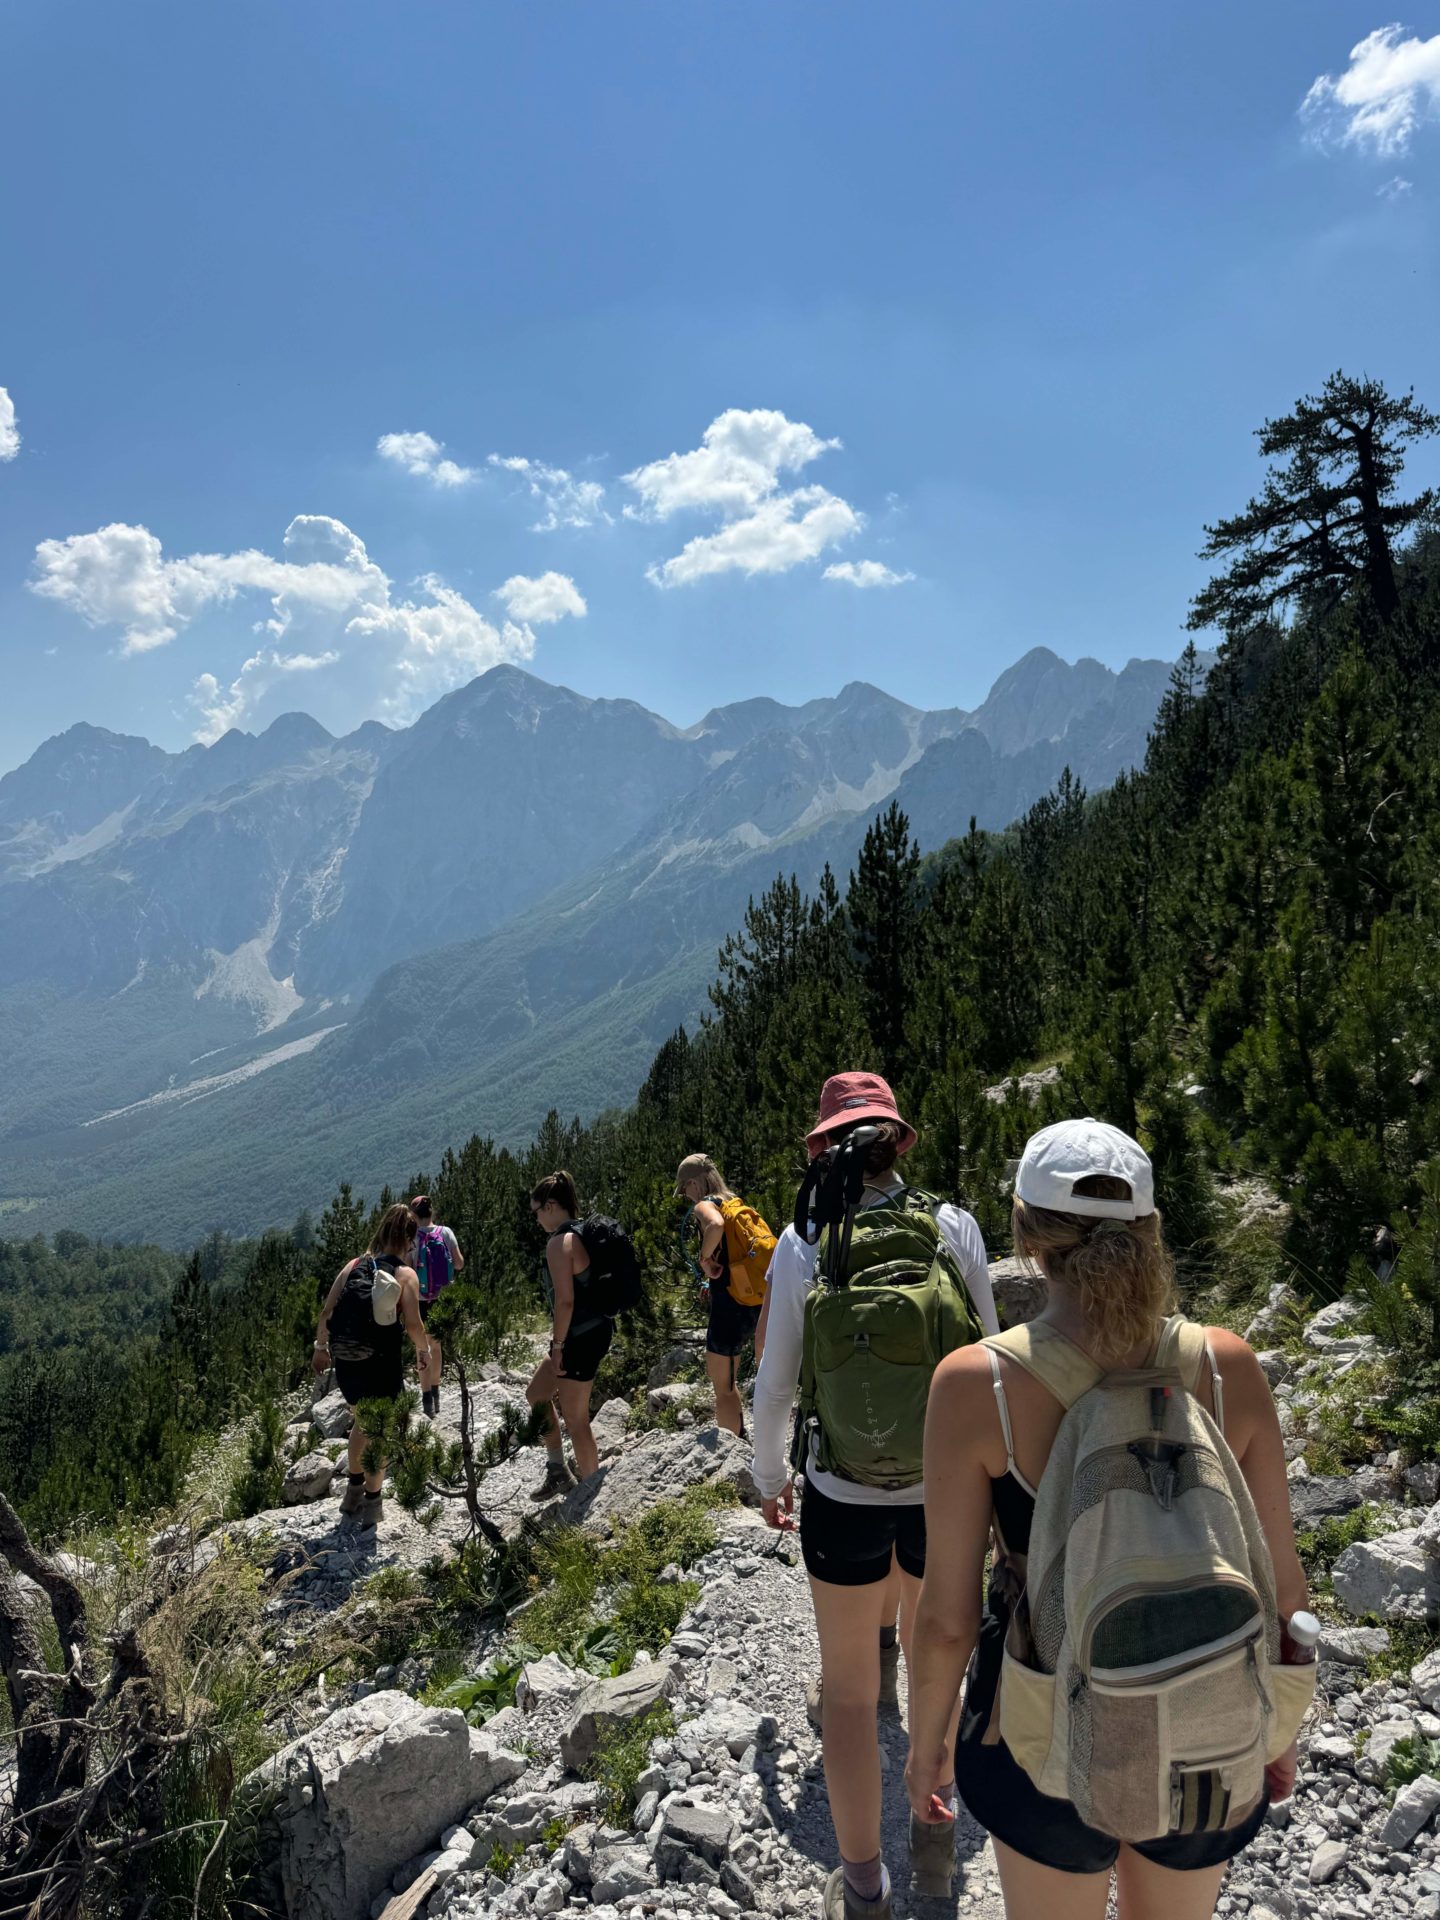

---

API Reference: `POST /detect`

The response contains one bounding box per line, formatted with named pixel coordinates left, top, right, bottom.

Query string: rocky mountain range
left=0, top=646, right=1178, bottom=1240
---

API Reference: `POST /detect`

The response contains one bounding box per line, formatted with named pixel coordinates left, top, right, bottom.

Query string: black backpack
left=573, top=1215, right=643, bottom=1318
left=328, top=1256, right=395, bottom=1363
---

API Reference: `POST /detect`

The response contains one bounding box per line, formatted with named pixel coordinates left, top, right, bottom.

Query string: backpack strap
left=982, top=1323, right=1104, bottom=1410
left=1152, top=1314, right=1226, bottom=1434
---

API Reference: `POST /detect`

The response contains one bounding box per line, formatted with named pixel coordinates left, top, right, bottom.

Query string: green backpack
left=792, top=1187, right=981, bottom=1490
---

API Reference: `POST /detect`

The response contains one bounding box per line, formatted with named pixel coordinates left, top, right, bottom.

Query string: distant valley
left=0, top=647, right=1179, bottom=1242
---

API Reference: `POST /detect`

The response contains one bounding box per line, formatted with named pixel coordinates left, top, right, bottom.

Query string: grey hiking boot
left=338, top=1478, right=365, bottom=1518
left=821, top=1867, right=891, bottom=1920
left=909, top=1813, right=955, bottom=1898
left=358, top=1490, right=384, bottom=1530
left=531, top=1456, right=578, bottom=1500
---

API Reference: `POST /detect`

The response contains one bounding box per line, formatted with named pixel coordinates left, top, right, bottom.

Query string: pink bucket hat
left=805, top=1071, right=917, bottom=1162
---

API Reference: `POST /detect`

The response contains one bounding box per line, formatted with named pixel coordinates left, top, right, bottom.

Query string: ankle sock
left=878, top=1624, right=898, bottom=1650
left=347, top=1472, right=363, bottom=1487
left=841, top=1855, right=888, bottom=1904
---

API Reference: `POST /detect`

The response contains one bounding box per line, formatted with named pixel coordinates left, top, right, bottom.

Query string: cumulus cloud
left=488, top=455, right=609, bottom=531
left=648, top=487, right=860, bottom=589
left=0, top=387, right=18, bottom=462
left=823, top=560, right=915, bottom=589
left=1302, top=25, right=1440, bottom=156
left=189, top=649, right=341, bottom=745
left=623, top=408, right=840, bottom=521
left=376, top=429, right=476, bottom=488
left=1378, top=173, right=1415, bottom=196
left=32, top=513, right=585, bottom=737
left=626, top=409, right=861, bottom=587
left=495, top=571, right=588, bottom=624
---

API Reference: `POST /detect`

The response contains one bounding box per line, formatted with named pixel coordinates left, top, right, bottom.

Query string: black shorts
left=561, top=1317, right=613, bottom=1384
left=954, top=1599, right=1269, bottom=1872
left=706, top=1283, right=760, bottom=1359
left=799, top=1472, right=926, bottom=1586
left=334, top=1352, right=405, bottom=1406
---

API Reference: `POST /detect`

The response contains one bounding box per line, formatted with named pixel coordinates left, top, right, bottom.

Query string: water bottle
left=1280, top=1609, right=1321, bottom=1665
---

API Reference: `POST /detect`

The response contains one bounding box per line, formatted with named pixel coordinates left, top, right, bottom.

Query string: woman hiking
left=313, top=1202, right=432, bottom=1530
left=751, top=1072, right=997, bottom=1920
left=906, top=1118, right=1314, bottom=1920
left=526, top=1170, right=610, bottom=1498
left=674, top=1152, right=774, bottom=1437
left=409, top=1194, right=464, bottom=1420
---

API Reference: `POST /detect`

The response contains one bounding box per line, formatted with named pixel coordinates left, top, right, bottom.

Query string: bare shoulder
left=930, top=1343, right=999, bottom=1419
left=1204, top=1325, right=1276, bottom=1414
left=694, top=1198, right=724, bottom=1222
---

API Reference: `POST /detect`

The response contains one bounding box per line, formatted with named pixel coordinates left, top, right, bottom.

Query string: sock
left=937, top=1779, right=956, bottom=1812
left=545, top=1440, right=564, bottom=1462
left=347, top=1472, right=363, bottom=1486
left=841, top=1856, right=887, bottom=1904
left=878, top=1624, right=898, bottom=1650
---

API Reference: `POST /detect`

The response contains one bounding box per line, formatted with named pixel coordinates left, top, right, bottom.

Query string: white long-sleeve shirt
left=750, top=1186, right=997, bottom=1506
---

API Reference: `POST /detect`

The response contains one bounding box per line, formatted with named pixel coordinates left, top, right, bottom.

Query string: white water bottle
left=1281, top=1609, right=1320, bottom=1665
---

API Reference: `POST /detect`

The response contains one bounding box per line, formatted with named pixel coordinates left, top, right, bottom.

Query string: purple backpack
left=414, top=1225, right=454, bottom=1304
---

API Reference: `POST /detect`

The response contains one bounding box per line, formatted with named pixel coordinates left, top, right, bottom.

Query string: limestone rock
left=1308, top=1839, right=1347, bottom=1885
left=982, top=1066, right=1060, bottom=1106
left=561, top=1427, right=757, bottom=1532
left=647, top=1382, right=710, bottom=1417
left=243, top=1691, right=524, bottom=1920
left=1302, top=1296, right=1367, bottom=1349
left=1255, top=1349, right=1289, bottom=1387
left=1418, top=1500, right=1440, bottom=1562
left=559, top=1663, right=676, bottom=1772
left=1379, top=1773, right=1440, bottom=1850
left=312, top=1389, right=353, bottom=1440
left=1332, top=1528, right=1440, bottom=1623
left=1356, top=1716, right=1418, bottom=1784
left=655, top=1801, right=735, bottom=1878
left=283, top=1450, right=340, bottom=1505
left=648, top=1347, right=700, bottom=1391
left=987, top=1257, right=1045, bottom=1327
left=1318, top=1625, right=1390, bottom=1667
left=1413, top=1648, right=1440, bottom=1711
left=1407, top=1461, right=1440, bottom=1507
left=1290, top=1475, right=1366, bottom=1530
left=516, top=1653, right=583, bottom=1714
left=1244, top=1283, right=1299, bottom=1348
left=591, top=1398, right=632, bottom=1456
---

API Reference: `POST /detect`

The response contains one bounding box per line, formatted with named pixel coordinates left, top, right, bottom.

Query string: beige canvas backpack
left=985, top=1315, right=1315, bottom=1842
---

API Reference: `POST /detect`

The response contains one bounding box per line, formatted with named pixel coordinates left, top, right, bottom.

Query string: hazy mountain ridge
left=0, top=646, right=1180, bottom=1240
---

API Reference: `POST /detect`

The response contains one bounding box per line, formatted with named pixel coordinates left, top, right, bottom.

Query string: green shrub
left=1385, top=1733, right=1440, bottom=1791
left=586, top=1701, right=675, bottom=1823
left=1295, top=1504, right=1383, bottom=1586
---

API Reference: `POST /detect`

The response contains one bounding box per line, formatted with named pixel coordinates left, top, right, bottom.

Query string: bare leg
left=419, top=1334, right=443, bottom=1393
left=808, top=1572, right=899, bottom=1864
left=1115, top=1846, right=1228, bottom=1920
left=705, top=1350, right=745, bottom=1436
left=993, top=1840, right=1112, bottom=1920
left=557, top=1377, right=599, bottom=1479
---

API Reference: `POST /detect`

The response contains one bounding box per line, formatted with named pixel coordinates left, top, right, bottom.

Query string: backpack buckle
left=1128, top=1439, right=1186, bottom=1511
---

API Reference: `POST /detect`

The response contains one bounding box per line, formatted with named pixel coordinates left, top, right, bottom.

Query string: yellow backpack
left=717, top=1196, right=777, bottom=1308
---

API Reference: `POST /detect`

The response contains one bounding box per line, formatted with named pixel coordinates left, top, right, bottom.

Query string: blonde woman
left=906, top=1119, right=1308, bottom=1920
left=674, top=1152, right=772, bottom=1437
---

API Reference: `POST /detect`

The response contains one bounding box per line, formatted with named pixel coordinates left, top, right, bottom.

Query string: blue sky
left=1, top=2, right=1438, bottom=771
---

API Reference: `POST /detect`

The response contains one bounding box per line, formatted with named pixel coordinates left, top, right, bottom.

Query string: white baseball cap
left=1015, top=1118, right=1154, bottom=1221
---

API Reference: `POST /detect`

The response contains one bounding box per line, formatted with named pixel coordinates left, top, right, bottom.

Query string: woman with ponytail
left=906, top=1119, right=1309, bottom=1920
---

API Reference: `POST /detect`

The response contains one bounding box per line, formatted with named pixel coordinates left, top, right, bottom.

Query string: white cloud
left=32, top=512, right=586, bottom=736
left=648, top=486, right=861, bottom=589
left=623, top=408, right=840, bottom=521
left=376, top=429, right=476, bottom=488
left=1302, top=25, right=1440, bottom=156
left=30, top=515, right=388, bottom=656
left=823, top=559, right=915, bottom=589
left=1378, top=173, right=1415, bottom=196
left=189, top=649, right=341, bottom=744
left=488, top=455, right=609, bottom=531
left=495, top=571, right=588, bottom=624
left=0, top=387, right=18, bottom=462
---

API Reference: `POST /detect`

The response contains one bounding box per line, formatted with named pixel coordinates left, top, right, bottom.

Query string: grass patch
left=1366, top=1619, right=1440, bottom=1684
left=1386, top=1733, right=1440, bottom=1791
left=586, top=1700, right=675, bottom=1824
left=1295, top=1504, right=1383, bottom=1587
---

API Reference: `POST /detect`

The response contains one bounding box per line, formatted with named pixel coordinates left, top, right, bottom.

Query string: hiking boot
left=821, top=1867, right=891, bottom=1920
left=422, top=1386, right=440, bottom=1420
left=338, top=1478, right=365, bottom=1518
left=908, top=1813, right=955, bottom=1898
left=358, top=1490, right=384, bottom=1530
left=530, top=1456, right=578, bottom=1500
left=879, top=1635, right=900, bottom=1709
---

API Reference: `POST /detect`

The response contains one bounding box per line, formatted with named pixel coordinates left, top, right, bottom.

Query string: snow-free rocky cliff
left=0, top=652, right=1178, bottom=1240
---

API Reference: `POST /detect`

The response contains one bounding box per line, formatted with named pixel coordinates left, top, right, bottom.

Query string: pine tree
left=1189, top=373, right=1439, bottom=634
left=848, top=802, right=924, bottom=1083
